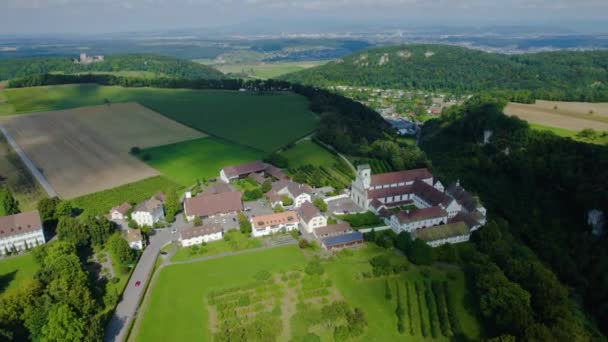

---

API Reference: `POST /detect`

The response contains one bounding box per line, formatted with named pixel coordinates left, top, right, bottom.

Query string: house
left=250, top=172, right=266, bottom=185
left=220, top=161, right=290, bottom=183
left=266, top=191, right=282, bottom=208
left=321, top=232, right=364, bottom=250
left=180, top=224, right=223, bottom=247
left=220, top=160, right=267, bottom=183
left=132, top=197, right=164, bottom=227
left=184, top=191, right=242, bottom=222
left=110, top=202, right=131, bottom=221
left=0, top=211, right=45, bottom=255
left=123, top=228, right=144, bottom=250
left=251, top=211, right=299, bottom=237
left=314, top=223, right=351, bottom=238
left=272, top=181, right=313, bottom=208
left=389, top=207, right=449, bottom=234
left=414, top=221, right=471, bottom=247
left=298, top=201, right=327, bottom=233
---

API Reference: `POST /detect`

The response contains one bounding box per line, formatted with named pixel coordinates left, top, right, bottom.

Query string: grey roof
left=181, top=224, right=223, bottom=240
left=0, top=210, right=43, bottom=239
left=222, top=160, right=266, bottom=179
left=322, top=232, right=364, bottom=247
left=446, top=183, right=478, bottom=212
left=134, top=197, right=163, bottom=214
left=298, top=201, right=322, bottom=223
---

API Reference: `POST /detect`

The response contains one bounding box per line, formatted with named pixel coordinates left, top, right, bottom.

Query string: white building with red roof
left=250, top=211, right=299, bottom=237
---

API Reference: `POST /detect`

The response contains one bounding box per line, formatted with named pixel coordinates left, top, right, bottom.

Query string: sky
left=1, top=0, right=607, bottom=35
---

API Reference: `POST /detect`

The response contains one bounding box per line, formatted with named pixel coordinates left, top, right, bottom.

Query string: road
left=0, top=124, right=59, bottom=198
left=104, top=215, right=190, bottom=342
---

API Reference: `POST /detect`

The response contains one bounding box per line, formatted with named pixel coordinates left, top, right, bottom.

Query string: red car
left=135, top=281, right=141, bottom=287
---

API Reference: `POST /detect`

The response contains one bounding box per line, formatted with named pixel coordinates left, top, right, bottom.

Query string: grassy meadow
left=135, top=244, right=481, bottom=342
left=280, top=140, right=341, bottom=169
left=215, top=61, right=326, bottom=79
left=529, top=123, right=608, bottom=145
left=139, top=137, right=264, bottom=186
left=0, top=253, right=39, bottom=298
left=0, top=84, right=319, bottom=152
left=170, top=231, right=263, bottom=262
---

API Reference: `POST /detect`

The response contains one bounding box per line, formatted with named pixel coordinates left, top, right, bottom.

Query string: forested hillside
left=282, top=44, right=608, bottom=102
left=420, top=96, right=608, bottom=339
left=0, top=54, right=224, bottom=81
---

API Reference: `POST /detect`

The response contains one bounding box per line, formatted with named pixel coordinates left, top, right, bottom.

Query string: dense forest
left=281, top=44, right=608, bottom=102
left=420, top=96, right=608, bottom=339
left=0, top=54, right=224, bottom=81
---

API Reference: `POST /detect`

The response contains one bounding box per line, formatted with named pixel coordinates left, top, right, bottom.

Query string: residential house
left=266, top=191, right=282, bottom=208
left=314, top=223, right=351, bottom=239
left=272, top=181, right=313, bottom=208
left=184, top=190, right=243, bottom=222
left=298, top=201, right=327, bottom=233
left=0, top=211, right=45, bottom=254
left=220, top=160, right=267, bottom=183
left=321, top=232, right=364, bottom=250
left=180, top=224, right=224, bottom=247
left=110, top=202, right=131, bottom=221
left=124, top=228, right=144, bottom=250
left=389, top=207, right=449, bottom=233
left=132, top=197, right=164, bottom=227
left=251, top=211, right=298, bottom=237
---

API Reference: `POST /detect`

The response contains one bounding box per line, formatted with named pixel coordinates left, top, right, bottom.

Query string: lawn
left=170, top=231, right=263, bottom=262
left=0, top=84, right=319, bottom=152
left=0, top=253, right=39, bottom=298
left=215, top=61, right=326, bottom=79
left=72, top=175, right=180, bottom=216
left=529, top=123, right=608, bottom=145
left=136, top=245, right=307, bottom=342
left=280, top=140, right=341, bottom=169
left=139, top=137, right=264, bottom=186
left=136, top=244, right=482, bottom=342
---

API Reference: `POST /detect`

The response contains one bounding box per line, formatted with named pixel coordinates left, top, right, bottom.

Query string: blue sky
left=1, top=0, right=607, bottom=34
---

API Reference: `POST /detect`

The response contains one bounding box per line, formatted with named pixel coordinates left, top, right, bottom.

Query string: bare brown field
left=0, top=103, right=205, bottom=198
left=505, top=100, right=608, bottom=132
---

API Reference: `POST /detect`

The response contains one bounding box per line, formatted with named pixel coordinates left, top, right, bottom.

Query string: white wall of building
left=252, top=223, right=298, bottom=237
left=389, top=214, right=449, bottom=234
left=0, top=229, right=45, bottom=255
left=132, top=206, right=164, bottom=227
left=181, top=231, right=223, bottom=247
left=425, top=234, right=470, bottom=247
left=301, top=215, right=327, bottom=233
left=129, top=240, right=144, bottom=250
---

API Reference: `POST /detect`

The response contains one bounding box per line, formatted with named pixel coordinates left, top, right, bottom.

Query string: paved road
left=0, top=124, right=59, bottom=198
left=104, top=214, right=190, bottom=342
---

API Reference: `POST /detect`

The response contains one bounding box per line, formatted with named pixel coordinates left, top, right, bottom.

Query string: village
left=0, top=158, right=487, bottom=256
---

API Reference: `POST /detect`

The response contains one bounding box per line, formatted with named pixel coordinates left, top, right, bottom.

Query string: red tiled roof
left=110, top=202, right=132, bottom=215
left=411, top=180, right=452, bottom=207
left=0, top=210, right=42, bottom=238
left=265, top=165, right=289, bottom=180
left=298, top=201, right=321, bottom=223
left=250, top=173, right=266, bottom=185
left=266, top=190, right=281, bottom=204
left=185, top=191, right=243, bottom=217
left=180, top=224, right=223, bottom=239
left=252, top=211, right=297, bottom=230
left=370, top=168, right=432, bottom=187
left=395, top=206, right=448, bottom=224
left=124, top=228, right=142, bottom=242
left=367, top=184, right=413, bottom=200
left=222, top=160, right=266, bottom=179
left=201, top=183, right=235, bottom=196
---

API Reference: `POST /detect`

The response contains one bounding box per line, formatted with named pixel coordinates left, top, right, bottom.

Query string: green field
left=280, top=140, right=341, bottom=168
left=0, top=253, right=39, bottom=298
left=72, top=175, right=180, bottom=216
left=0, top=84, right=319, bottom=152
left=135, top=245, right=481, bottom=341
left=136, top=245, right=307, bottom=341
left=530, top=123, right=608, bottom=145
left=139, top=137, right=264, bottom=186
left=215, top=61, right=326, bottom=79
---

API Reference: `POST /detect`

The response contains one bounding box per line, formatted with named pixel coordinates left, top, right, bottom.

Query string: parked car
left=135, top=281, right=141, bottom=287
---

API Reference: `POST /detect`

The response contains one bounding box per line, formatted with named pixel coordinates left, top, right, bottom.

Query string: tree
left=40, top=304, right=85, bottom=342
left=407, top=239, right=433, bottom=265
left=263, top=153, right=289, bottom=168
left=193, top=216, right=202, bottom=227
left=0, top=186, right=20, bottom=215
left=56, top=217, right=89, bottom=247
left=281, top=195, right=293, bottom=206
left=261, top=180, right=272, bottom=193
left=106, top=233, right=135, bottom=266
left=313, top=197, right=328, bottom=212
left=163, top=190, right=179, bottom=223
left=238, top=212, right=252, bottom=234
left=55, top=200, right=73, bottom=218
left=37, top=197, right=60, bottom=224
left=86, top=216, right=115, bottom=247
left=130, top=146, right=141, bottom=154
left=385, top=279, right=392, bottom=300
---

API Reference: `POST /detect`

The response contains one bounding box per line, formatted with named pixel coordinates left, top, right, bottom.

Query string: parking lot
left=203, top=212, right=239, bottom=231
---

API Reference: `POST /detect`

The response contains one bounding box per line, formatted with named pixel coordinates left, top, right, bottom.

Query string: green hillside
left=281, top=44, right=608, bottom=102
left=0, top=54, right=224, bottom=81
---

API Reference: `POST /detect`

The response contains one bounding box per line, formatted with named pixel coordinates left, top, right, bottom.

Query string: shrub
left=130, top=146, right=141, bottom=154
left=424, top=282, right=440, bottom=338
left=432, top=280, right=452, bottom=336
left=254, top=270, right=271, bottom=281
left=444, top=281, right=462, bottom=335
left=142, top=153, right=151, bottom=161
left=298, top=239, right=310, bottom=249
left=305, top=259, right=324, bottom=276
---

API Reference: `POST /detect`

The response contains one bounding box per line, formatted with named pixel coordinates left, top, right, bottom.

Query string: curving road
left=0, top=124, right=58, bottom=198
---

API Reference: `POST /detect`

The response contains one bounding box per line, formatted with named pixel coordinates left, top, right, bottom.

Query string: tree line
left=0, top=54, right=224, bottom=81
left=281, top=44, right=608, bottom=102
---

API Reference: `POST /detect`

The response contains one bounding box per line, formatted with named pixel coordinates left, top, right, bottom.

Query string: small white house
left=132, top=197, right=164, bottom=227
left=298, top=201, right=327, bottom=233
left=251, top=211, right=299, bottom=237
left=123, top=228, right=144, bottom=250
left=389, top=207, right=449, bottom=234
left=180, top=224, right=224, bottom=247
left=110, top=202, right=132, bottom=221
left=274, top=181, right=313, bottom=209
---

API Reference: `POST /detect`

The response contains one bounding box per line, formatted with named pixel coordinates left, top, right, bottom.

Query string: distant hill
left=281, top=44, right=608, bottom=102
left=0, top=54, right=224, bottom=81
